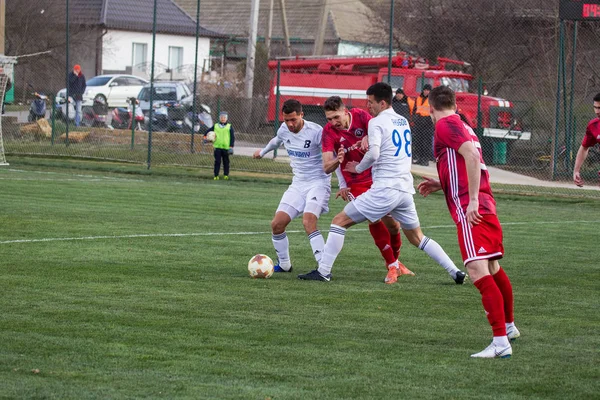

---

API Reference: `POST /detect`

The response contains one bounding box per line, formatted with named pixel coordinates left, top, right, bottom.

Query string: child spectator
left=205, top=111, right=235, bottom=180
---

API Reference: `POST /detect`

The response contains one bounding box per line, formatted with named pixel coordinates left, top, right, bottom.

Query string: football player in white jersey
left=253, top=99, right=332, bottom=272
left=298, top=83, right=465, bottom=283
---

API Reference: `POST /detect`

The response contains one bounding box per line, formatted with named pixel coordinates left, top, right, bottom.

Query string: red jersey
left=434, top=114, right=497, bottom=224
left=581, top=118, right=600, bottom=148
left=322, top=108, right=373, bottom=187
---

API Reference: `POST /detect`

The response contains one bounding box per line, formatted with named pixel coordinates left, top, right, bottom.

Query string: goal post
left=0, top=55, right=16, bottom=166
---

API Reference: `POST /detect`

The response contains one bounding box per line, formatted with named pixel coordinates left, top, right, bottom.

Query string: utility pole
left=279, top=0, right=292, bottom=57
left=244, top=0, right=260, bottom=98
left=313, top=0, right=329, bottom=56
left=266, top=0, right=274, bottom=58
left=0, top=0, right=5, bottom=54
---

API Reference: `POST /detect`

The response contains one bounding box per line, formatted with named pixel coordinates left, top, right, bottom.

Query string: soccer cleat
left=384, top=265, right=399, bottom=284
left=213, top=176, right=219, bottom=180
left=398, top=262, right=415, bottom=276
left=297, top=269, right=331, bottom=282
left=224, top=175, right=229, bottom=180
left=454, top=271, right=467, bottom=285
left=470, top=342, right=512, bottom=359
left=506, top=325, right=521, bottom=341
left=273, top=261, right=293, bottom=273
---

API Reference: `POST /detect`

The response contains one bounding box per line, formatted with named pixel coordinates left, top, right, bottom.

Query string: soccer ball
left=248, top=254, right=274, bottom=279
left=205, top=131, right=216, bottom=142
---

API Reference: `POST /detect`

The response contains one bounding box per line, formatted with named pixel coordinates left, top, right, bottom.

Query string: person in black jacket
left=68, top=64, right=86, bottom=126
left=391, top=88, right=411, bottom=121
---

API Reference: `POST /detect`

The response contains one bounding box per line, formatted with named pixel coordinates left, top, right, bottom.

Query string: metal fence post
left=147, top=0, right=158, bottom=170
left=51, top=94, right=56, bottom=146
left=387, top=0, right=394, bottom=84
left=190, top=0, right=201, bottom=154
left=131, top=100, right=136, bottom=150
left=65, top=0, right=69, bottom=146
left=274, top=60, right=281, bottom=159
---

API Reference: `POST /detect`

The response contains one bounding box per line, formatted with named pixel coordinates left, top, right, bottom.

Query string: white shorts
left=345, top=187, right=420, bottom=229
left=276, top=181, right=331, bottom=220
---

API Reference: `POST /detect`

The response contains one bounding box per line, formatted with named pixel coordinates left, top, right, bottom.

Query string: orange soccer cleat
left=384, top=265, right=399, bottom=284
left=398, top=262, right=415, bottom=276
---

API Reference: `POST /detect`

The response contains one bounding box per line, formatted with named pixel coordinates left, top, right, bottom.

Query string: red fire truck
left=267, top=53, right=530, bottom=144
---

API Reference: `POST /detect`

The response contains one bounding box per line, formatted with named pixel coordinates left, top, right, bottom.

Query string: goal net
left=0, top=55, right=17, bottom=166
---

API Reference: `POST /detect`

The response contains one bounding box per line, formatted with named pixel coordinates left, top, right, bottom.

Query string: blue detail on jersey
left=392, top=129, right=412, bottom=157
left=287, top=149, right=311, bottom=158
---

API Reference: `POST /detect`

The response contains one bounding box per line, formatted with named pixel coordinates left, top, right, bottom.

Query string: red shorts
left=456, top=213, right=504, bottom=265
left=349, top=183, right=371, bottom=199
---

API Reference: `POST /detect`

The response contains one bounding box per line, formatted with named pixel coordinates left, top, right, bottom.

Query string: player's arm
left=253, top=136, right=283, bottom=159
left=458, top=141, right=483, bottom=226
left=349, top=123, right=381, bottom=174
left=323, top=149, right=345, bottom=174
left=573, top=145, right=590, bottom=187
left=334, top=166, right=351, bottom=201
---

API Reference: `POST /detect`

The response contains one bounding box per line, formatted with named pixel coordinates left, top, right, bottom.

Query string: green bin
left=492, top=141, right=507, bottom=165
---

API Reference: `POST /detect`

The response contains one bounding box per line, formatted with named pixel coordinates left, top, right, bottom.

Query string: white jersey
left=362, top=108, right=414, bottom=193
left=274, top=120, right=330, bottom=184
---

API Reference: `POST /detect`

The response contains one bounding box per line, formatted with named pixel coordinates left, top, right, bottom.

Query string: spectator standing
left=206, top=111, right=235, bottom=180
left=392, top=88, right=411, bottom=121
left=68, top=64, right=86, bottom=126
left=409, top=84, right=434, bottom=165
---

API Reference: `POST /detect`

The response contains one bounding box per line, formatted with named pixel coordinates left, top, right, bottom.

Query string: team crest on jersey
left=354, top=128, right=364, bottom=138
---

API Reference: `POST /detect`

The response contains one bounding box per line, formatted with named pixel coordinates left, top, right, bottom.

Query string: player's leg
left=489, top=260, right=519, bottom=340
left=393, top=198, right=464, bottom=282
left=223, top=151, right=230, bottom=179
left=382, top=215, right=402, bottom=261
left=301, top=184, right=331, bottom=264
left=213, top=149, right=222, bottom=179
left=455, top=217, right=511, bottom=358
left=298, top=210, right=356, bottom=281
left=368, top=219, right=397, bottom=267
left=271, top=186, right=304, bottom=272
left=468, top=259, right=511, bottom=358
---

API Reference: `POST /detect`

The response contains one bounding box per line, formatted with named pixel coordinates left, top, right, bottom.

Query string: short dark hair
left=594, top=92, right=600, bottom=102
left=282, top=99, right=302, bottom=114
left=323, top=96, right=345, bottom=112
left=366, top=82, right=393, bottom=105
left=429, top=85, right=456, bottom=111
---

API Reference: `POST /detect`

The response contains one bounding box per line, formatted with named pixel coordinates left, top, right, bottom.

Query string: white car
left=56, top=74, right=148, bottom=108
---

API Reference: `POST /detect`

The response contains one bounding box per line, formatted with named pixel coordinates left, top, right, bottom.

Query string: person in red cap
left=68, top=64, right=86, bottom=126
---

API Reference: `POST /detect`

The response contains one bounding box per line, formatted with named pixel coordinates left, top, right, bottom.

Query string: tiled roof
left=174, top=0, right=338, bottom=41
left=70, top=0, right=224, bottom=38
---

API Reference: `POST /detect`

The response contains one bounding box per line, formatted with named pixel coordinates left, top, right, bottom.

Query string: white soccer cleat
left=470, top=342, right=512, bottom=359
left=507, top=325, right=521, bottom=341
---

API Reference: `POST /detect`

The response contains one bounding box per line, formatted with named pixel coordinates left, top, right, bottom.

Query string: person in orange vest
left=410, top=84, right=434, bottom=166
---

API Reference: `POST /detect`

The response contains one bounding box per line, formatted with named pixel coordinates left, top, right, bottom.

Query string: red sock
left=369, top=221, right=396, bottom=266
left=473, top=275, right=506, bottom=337
left=389, top=231, right=402, bottom=260
left=493, top=267, right=514, bottom=323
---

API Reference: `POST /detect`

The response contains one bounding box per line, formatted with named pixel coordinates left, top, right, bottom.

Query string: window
left=382, top=75, right=405, bottom=90
left=132, top=43, right=148, bottom=67
left=440, top=77, right=470, bottom=93
left=127, top=77, right=147, bottom=86
left=111, top=77, right=129, bottom=87
left=168, top=46, right=183, bottom=70
left=86, top=76, right=112, bottom=86
left=416, top=78, right=434, bottom=92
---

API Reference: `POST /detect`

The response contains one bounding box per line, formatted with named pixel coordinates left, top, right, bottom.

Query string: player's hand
left=253, top=149, right=262, bottom=159
left=344, top=161, right=359, bottom=174
left=573, top=171, right=583, bottom=187
left=417, top=176, right=442, bottom=197
left=336, top=188, right=350, bottom=202
left=337, top=144, right=345, bottom=164
left=360, top=136, right=369, bottom=152
left=466, top=200, right=482, bottom=227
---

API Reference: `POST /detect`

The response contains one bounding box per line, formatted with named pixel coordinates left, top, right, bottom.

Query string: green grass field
left=0, top=160, right=598, bottom=399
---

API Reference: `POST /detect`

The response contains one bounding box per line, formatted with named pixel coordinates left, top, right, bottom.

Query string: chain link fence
left=1, top=0, right=599, bottom=196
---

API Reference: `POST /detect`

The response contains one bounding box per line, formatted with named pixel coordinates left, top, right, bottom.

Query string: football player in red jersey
left=418, top=85, right=520, bottom=358
left=573, top=92, right=600, bottom=187
left=321, top=96, right=408, bottom=284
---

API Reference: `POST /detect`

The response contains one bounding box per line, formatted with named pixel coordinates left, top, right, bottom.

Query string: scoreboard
left=559, top=0, right=600, bottom=20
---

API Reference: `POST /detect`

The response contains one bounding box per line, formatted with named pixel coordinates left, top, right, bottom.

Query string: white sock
left=388, top=260, right=399, bottom=269
left=506, top=322, right=516, bottom=330
left=308, top=230, right=325, bottom=263
left=418, top=236, right=460, bottom=278
left=272, top=232, right=291, bottom=271
left=493, top=336, right=510, bottom=348
left=317, top=225, right=346, bottom=276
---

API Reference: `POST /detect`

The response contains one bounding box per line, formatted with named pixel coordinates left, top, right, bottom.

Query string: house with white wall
left=71, top=0, right=224, bottom=80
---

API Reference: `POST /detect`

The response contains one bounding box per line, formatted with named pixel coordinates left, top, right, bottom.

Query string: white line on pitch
left=0, top=220, right=597, bottom=245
